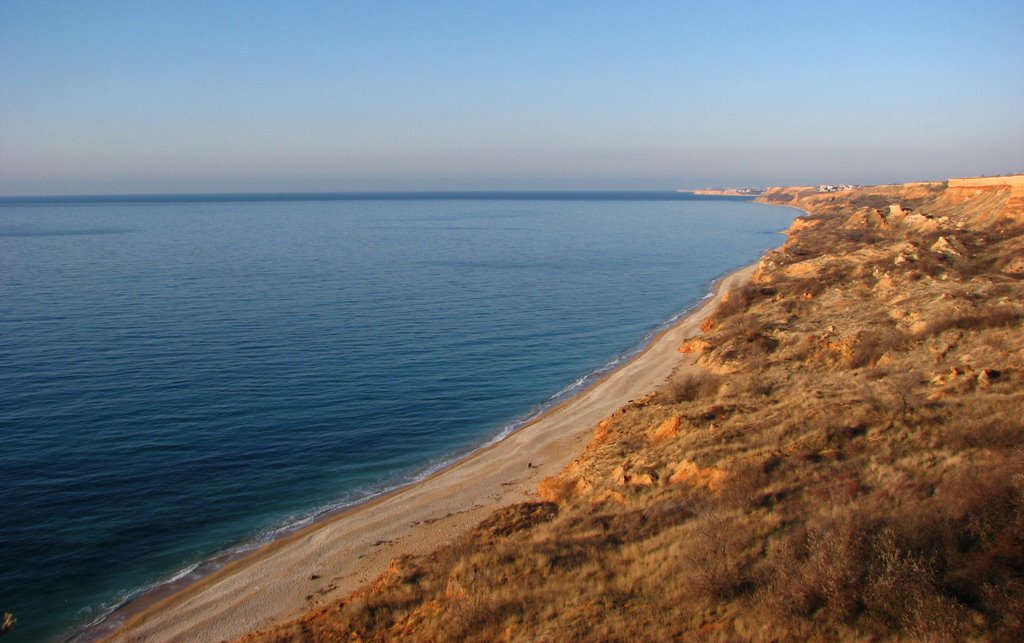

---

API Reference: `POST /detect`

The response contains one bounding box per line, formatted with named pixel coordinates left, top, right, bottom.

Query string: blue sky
left=1, top=1, right=1022, bottom=195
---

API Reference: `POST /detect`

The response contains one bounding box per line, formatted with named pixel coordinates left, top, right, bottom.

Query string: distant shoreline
left=676, top=188, right=762, bottom=197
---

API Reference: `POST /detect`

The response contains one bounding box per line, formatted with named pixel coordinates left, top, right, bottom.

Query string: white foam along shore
left=99, top=262, right=759, bottom=643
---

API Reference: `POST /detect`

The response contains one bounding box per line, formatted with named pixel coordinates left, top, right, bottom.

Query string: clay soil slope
left=245, top=177, right=1024, bottom=641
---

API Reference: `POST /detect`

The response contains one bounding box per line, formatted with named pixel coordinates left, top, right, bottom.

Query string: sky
left=1, top=0, right=1022, bottom=195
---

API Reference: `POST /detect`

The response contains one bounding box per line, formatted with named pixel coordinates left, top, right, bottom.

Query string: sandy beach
left=103, top=263, right=757, bottom=642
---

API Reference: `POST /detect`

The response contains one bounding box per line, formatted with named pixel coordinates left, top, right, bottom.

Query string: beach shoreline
left=98, top=262, right=759, bottom=642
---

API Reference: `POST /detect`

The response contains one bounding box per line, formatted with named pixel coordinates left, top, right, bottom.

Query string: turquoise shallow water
left=0, top=193, right=795, bottom=640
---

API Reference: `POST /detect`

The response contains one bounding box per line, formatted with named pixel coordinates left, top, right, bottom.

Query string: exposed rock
left=591, top=417, right=614, bottom=447
left=697, top=354, right=742, bottom=375
left=649, top=415, right=681, bottom=445
left=611, top=465, right=626, bottom=486
left=845, top=208, right=891, bottom=229
left=873, top=274, right=896, bottom=292
left=678, top=338, right=709, bottom=354
left=815, top=334, right=858, bottom=364
left=930, top=235, right=967, bottom=257
left=891, top=241, right=920, bottom=266
left=573, top=476, right=594, bottom=496
left=630, top=391, right=658, bottom=408
left=611, top=463, right=656, bottom=487
left=978, top=369, right=1002, bottom=387
left=668, top=460, right=726, bottom=490
left=538, top=476, right=576, bottom=502
left=912, top=214, right=941, bottom=230
left=787, top=217, right=823, bottom=233
left=631, top=472, right=656, bottom=486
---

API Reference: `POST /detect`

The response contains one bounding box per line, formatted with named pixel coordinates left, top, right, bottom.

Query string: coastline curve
left=95, top=263, right=761, bottom=642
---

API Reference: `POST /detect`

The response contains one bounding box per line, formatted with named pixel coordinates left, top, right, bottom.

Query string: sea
left=0, top=192, right=796, bottom=641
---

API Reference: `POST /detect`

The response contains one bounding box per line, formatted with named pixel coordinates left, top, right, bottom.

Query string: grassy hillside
left=244, top=177, right=1024, bottom=641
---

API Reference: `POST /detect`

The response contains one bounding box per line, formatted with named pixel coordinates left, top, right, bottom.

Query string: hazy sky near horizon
left=1, top=1, right=1022, bottom=195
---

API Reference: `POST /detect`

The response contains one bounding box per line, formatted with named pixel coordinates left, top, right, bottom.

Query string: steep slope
left=244, top=177, right=1024, bottom=641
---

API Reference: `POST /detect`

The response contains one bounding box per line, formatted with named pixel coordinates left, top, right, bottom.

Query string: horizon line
left=0, top=189, right=761, bottom=205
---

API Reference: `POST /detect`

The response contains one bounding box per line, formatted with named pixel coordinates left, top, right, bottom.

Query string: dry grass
left=243, top=181, right=1024, bottom=642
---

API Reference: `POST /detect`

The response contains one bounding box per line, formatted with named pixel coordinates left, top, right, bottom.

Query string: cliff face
left=244, top=178, right=1024, bottom=641
left=760, top=175, right=1024, bottom=225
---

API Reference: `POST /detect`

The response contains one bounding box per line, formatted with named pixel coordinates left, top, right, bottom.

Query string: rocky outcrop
left=668, top=459, right=726, bottom=490
left=930, top=235, right=967, bottom=257
left=649, top=415, right=681, bottom=445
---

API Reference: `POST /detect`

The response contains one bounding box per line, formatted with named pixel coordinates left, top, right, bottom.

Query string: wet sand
left=105, top=263, right=756, bottom=642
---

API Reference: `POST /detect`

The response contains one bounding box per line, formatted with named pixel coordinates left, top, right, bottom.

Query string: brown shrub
left=846, top=194, right=898, bottom=210
left=711, top=284, right=757, bottom=321
left=939, top=412, right=1024, bottom=451
left=863, top=529, right=966, bottom=640
left=756, top=516, right=872, bottom=625
left=708, top=284, right=778, bottom=329
left=839, top=227, right=886, bottom=245
left=716, top=456, right=775, bottom=511
left=847, top=326, right=907, bottom=368
left=473, top=502, right=558, bottom=539
left=776, top=275, right=828, bottom=301
left=570, top=497, right=697, bottom=544
left=742, top=327, right=780, bottom=359
left=680, top=512, right=753, bottom=600
left=763, top=192, right=794, bottom=204
left=660, top=371, right=721, bottom=404
left=916, top=305, right=1023, bottom=337
left=858, top=371, right=924, bottom=429
left=750, top=454, right=1024, bottom=638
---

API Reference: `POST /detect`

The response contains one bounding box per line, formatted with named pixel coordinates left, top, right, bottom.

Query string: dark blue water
left=0, top=193, right=795, bottom=640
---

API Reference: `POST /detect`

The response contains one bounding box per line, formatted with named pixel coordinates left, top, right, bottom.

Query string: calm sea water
left=0, top=193, right=795, bottom=640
